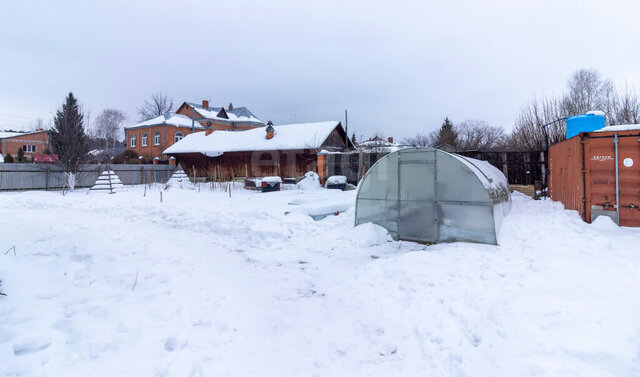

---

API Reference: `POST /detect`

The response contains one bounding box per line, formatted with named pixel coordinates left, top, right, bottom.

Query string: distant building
left=357, top=136, right=407, bottom=153
left=124, top=100, right=264, bottom=160
left=0, top=129, right=50, bottom=159
left=175, top=100, right=264, bottom=131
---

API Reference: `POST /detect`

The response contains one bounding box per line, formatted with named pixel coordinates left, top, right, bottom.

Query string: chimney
left=202, top=100, right=209, bottom=109
left=228, top=102, right=233, bottom=111
left=205, top=121, right=213, bottom=136
left=265, top=121, right=274, bottom=140
left=387, top=137, right=394, bottom=144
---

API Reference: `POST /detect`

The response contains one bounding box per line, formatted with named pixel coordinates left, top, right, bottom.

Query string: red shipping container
left=549, top=128, right=640, bottom=227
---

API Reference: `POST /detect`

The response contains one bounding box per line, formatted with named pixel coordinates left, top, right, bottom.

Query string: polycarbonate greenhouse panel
left=355, top=148, right=511, bottom=245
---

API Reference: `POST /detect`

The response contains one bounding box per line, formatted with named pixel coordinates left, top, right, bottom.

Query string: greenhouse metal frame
left=355, top=148, right=511, bottom=245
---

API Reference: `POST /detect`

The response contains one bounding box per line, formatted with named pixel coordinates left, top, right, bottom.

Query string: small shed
left=355, top=148, right=511, bottom=245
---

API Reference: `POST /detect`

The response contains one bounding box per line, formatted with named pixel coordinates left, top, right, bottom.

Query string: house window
left=174, top=131, right=184, bottom=143
left=130, top=134, right=136, bottom=147
left=22, top=145, right=36, bottom=153
left=141, top=133, right=148, bottom=146
left=154, top=131, right=160, bottom=145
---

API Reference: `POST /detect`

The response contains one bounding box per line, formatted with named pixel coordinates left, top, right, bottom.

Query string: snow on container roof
left=355, top=148, right=511, bottom=245
left=594, top=124, right=640, bottom=132
left=163, top=121, right=341, bottom=156
left=125, top=113, right=204, bottom=130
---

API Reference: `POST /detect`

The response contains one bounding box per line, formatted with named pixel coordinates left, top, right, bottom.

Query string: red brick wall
left=124, top=125, right=203, bottom=159
left=0, top=131, right=50, bottom=157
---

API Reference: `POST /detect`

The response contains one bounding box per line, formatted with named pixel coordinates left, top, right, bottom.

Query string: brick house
left=125, top=100, right=264, bottom=160
left=124, top=113, right=203, bottom=160
left=0, top=129, right=51, bottom=159
left=175, top=100, right=264, bottom=132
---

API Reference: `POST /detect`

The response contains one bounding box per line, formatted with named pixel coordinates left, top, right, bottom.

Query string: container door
left=397, top=149, right=437, bottom=242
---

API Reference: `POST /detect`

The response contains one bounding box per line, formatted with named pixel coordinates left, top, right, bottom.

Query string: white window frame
left=22, top=145, right=36, bottom=153
left=154, top=131, right=160, bottom=146
left=141, top=133, right=148, bottom=147
left=130, top=134, right=136, bottom=147
left=174, top=131, right=184, bottom=143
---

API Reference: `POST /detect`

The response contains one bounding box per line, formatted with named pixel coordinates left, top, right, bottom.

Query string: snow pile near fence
left=0, top=188, right=639, bottom=376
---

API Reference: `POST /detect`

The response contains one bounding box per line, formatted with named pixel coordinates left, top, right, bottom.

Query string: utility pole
left=345, top=109, right=349, bottom=147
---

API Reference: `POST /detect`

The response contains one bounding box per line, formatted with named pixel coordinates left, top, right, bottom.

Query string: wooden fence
left=324, top=150, right=546, bottom=185
left=0, top=164, right=176, bottom=191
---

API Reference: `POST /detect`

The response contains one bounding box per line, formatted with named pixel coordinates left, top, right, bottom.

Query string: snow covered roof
left=184, top=102, right=264, bottom=125
left=164, top=121, right=343, bottom=156
left=594, top=124, right=640, bottom=132
left=0, top=130, right=48, bottom=139
left=0, top=131, right=23, bottom=139
left=357, top=136, right=408, bottom=153
left=125, top=113, right=203, bottom=130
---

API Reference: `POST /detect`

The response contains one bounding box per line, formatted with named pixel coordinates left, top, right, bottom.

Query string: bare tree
left=510, top=96, right=565, bottom=151
left=32, top=118, right=46, bottom=131
left=561, top=69, right=613, bottom=116
left=402, top=133, right=434, bottom=148
left=456, top=120, right=507, bottom=151
left=95, top=109, right=126, bottom=154
left=605, top=84, right=640, bottom=125
left=137, top=92, right=174, bottom=121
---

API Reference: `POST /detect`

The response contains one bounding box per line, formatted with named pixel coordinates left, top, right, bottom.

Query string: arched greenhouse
left=355, top=148, right=511, bottom=245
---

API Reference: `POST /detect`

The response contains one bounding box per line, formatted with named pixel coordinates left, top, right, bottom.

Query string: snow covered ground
left=0, top=186, right=639, bottom=376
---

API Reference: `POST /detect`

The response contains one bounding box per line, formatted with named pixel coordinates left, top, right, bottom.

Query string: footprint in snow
left=164, top=336, right=178, bottom=352
left=13, top=340, right=52, bottom=356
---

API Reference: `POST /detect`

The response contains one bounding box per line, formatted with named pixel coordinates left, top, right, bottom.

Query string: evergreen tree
left=50, top=92, right=88, bottom=189
left=436, top=117, right=458, bottom=147
left=351, top=132, right=357, bottom=145
left=4, top=154, right=14, bottom=163
left=16, top=147, right=25, bottom=162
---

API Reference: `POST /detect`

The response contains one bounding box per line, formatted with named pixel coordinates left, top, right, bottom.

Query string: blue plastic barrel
left=566, top=112, right=605, bottom=139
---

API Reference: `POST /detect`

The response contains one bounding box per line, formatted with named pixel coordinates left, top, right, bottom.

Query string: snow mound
left=296, top=171, right=321, bottom=190
left=348, top=222, right=391, bottom=247
left=591, top=215, right=619, bottom=230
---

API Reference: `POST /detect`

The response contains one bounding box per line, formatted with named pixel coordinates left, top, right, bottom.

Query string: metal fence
left=0, top=164, right=176, bottom=191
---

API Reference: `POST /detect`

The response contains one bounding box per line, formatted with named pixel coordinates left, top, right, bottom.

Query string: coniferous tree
left=436, top=117, right=458, bottom=147
left=4, top=154, right=14, bottom=163
left=16, top=147, right=25, bottom=162
left=351, top=132, right=357, bottom=145
left=50, top=92, right=88, bottom=190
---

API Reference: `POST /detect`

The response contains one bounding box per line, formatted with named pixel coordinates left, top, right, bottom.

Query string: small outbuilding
left=355, top=148, right=511, bottom=245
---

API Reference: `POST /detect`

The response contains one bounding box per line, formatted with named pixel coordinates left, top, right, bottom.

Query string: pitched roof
left=184, top=102, right=264, bottom=125
left=164, top=121, right=343, bottom=156
left=0, top=130, right=48, bottom=139
left=125, top=113, right=203, bottom=130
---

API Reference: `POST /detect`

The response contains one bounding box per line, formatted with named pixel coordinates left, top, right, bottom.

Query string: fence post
left=46, top=166, right=50, bottom=191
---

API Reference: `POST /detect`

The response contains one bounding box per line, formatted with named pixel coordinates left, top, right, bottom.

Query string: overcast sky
left=1, top=0, right=639, bottom=139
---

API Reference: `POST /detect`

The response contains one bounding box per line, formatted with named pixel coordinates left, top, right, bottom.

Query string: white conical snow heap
left=89, top=170, right=124, bottom=194
left=165, top=167, right=195, bottom=190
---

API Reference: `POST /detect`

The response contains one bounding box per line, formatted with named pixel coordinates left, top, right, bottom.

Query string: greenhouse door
left=397, top=150, right=437, bottom=242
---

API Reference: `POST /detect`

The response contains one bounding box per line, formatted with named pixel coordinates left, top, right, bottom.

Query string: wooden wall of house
left=173, top=149, right=318, bottom=180
left=321, top=128, right=351, bottom=150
